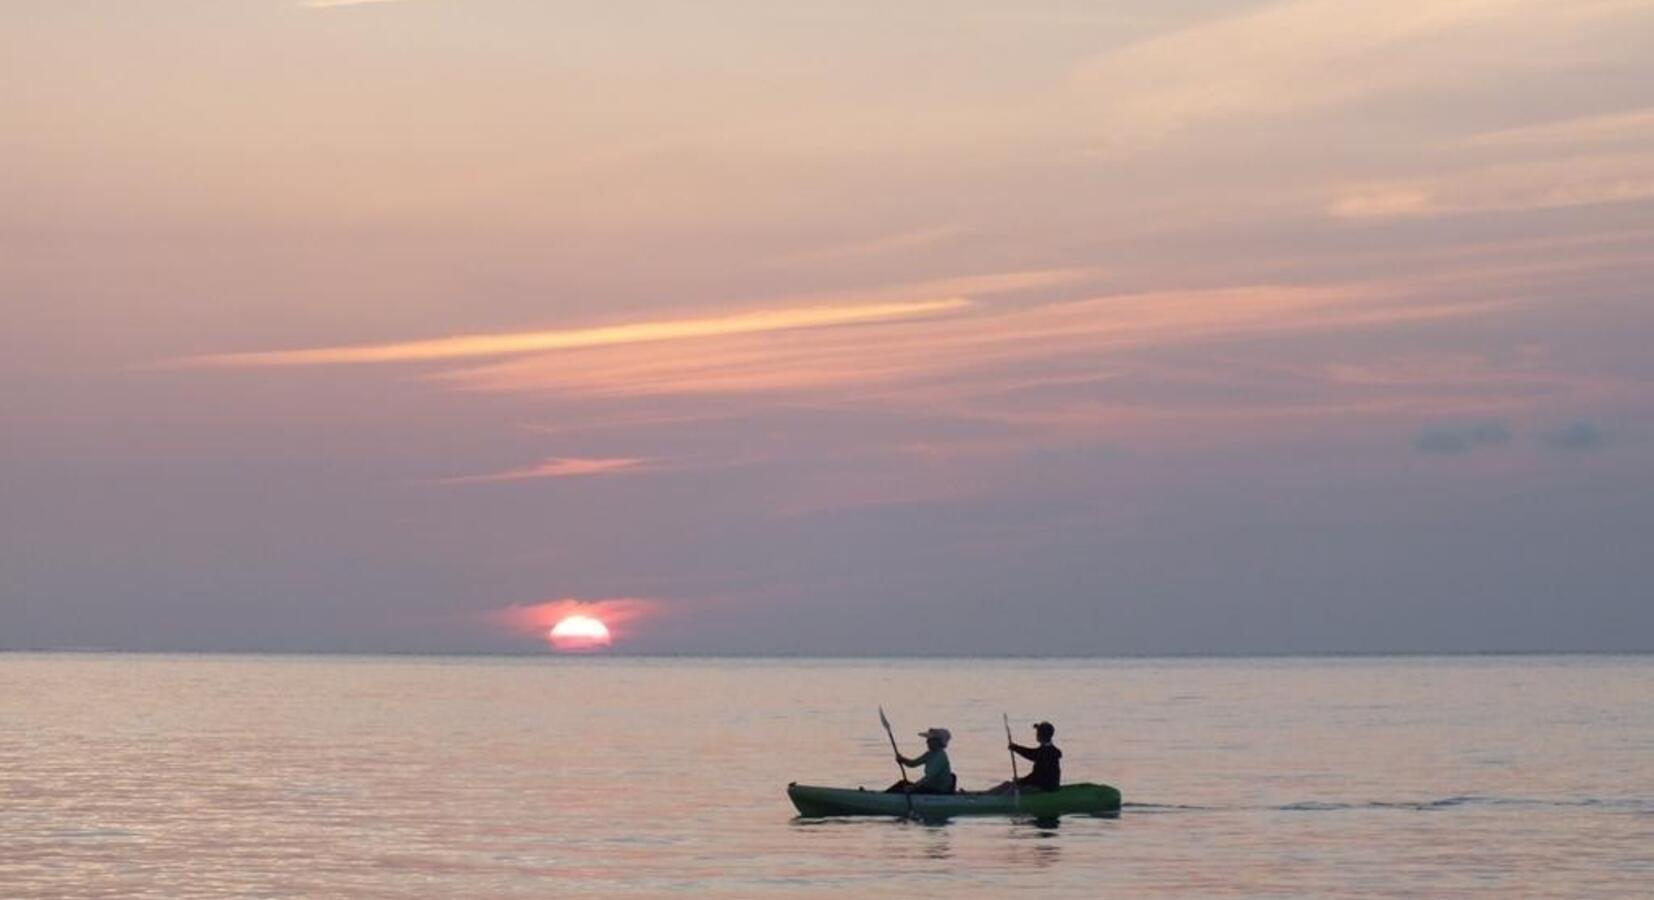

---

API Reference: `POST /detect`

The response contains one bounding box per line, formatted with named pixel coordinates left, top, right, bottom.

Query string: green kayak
left=788, top=782, right=1121, bottom=819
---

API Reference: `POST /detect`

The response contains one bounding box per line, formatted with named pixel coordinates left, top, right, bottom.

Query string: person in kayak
left=886, top=727, right=956, bottom=794
left=991, top=721, right=1062, bottom=793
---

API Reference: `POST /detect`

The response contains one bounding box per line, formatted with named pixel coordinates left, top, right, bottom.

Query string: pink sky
left=3, top=0, right=1653, bottom=653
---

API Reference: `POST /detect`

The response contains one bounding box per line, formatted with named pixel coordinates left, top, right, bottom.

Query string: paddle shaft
left=1004, top=713, right=1020, bottom=802
left=882, top=719, right=908, bottom=785
left=879, top=706, right=914, bottom=818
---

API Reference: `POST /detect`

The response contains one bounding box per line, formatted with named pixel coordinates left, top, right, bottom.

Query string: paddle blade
left=878, top=706, right=890, bottom=730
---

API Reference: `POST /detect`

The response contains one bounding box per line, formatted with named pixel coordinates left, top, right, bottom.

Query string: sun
left=548, top=614, right=612, bottom=651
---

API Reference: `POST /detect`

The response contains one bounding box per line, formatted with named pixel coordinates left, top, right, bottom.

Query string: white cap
left=917, top=728, right=951, bottom=746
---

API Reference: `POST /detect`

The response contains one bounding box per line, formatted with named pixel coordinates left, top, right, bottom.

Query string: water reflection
left=789, top=815, right=1071, bottom=869
left=920, top=821, right=953, bottom=861
left=2, top=654, right=1649, bottom=898
left=1006, top=818, right=1063, bottom=869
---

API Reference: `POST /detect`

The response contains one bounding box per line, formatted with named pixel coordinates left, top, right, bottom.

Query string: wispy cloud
left=756, top=225, right=968, bottom=268
left=1544, top=421, right=1609, bottom=452
left=1326, top=188, right=1436, bottom=220
left=1330, top=155, right=1654, bottom=219
left=1413, top=420, right=1513, bottom=455
left=1075, top=0, right=1651, bottom=148
left=436, top=284, right=1502, bottom=401
left=1460, top=107, right=1654, bottom=150
left=166, top=298, right=968, bottom=368
left=437, top=456, right=648, bottom=484
left=778, top=268, right=1097, bottom=306
left=301, top=0, right=408, bottom=8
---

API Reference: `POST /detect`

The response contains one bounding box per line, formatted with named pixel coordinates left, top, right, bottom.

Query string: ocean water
left=2, top=654, right=1649, bottom=898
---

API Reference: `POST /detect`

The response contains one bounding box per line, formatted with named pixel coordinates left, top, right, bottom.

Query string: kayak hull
left=787, top=782, right=1121, bottom=819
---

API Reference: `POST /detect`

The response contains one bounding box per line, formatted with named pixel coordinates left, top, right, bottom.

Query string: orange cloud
left=165, top=298, right=969, bottom=369
left=438, top=456, right=647, bottom=484
left=436, top=284, right=1487, bottom=399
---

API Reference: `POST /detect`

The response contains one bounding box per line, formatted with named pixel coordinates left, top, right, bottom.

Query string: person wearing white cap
left=885, top=727, right=956, bottom=794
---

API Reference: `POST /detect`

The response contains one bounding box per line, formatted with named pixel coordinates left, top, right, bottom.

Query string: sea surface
left=2, top=654, right=1650, bottom=898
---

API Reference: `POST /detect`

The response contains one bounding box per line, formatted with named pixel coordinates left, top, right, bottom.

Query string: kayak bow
left=787, top=782, right=1121, bottom=819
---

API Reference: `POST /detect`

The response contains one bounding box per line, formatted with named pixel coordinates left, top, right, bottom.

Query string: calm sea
left=2, top=654, right=1649, bottom=898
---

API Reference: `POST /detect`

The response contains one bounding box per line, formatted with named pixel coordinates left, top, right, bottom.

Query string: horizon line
left=4, top=648, right=1649, bottom=660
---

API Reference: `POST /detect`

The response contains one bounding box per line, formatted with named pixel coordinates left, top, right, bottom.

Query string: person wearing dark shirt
left=991, top=721, right=1062, bottom=793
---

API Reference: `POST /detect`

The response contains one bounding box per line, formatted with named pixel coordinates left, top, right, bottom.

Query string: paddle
left=878, top=705, right=914, bottom=819
left=1003, top=712, right=1020, bottom=807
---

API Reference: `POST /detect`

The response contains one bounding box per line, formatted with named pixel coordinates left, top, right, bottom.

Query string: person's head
left=918, top=728, right=951, bottom=751
left=1034, top=721, right=1055, bottom=744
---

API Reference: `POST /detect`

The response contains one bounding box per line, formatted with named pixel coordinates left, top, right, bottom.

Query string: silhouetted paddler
left=991, top=720, right=1062, bottom=793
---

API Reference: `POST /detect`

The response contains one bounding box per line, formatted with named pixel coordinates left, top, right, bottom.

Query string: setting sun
left=488, top=598, right=653, bottom=652
left=549, top=614, right=612, bottom=651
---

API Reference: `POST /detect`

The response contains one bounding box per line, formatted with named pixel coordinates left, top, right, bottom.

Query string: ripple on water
left=0, top=653, right=1650, bottom=898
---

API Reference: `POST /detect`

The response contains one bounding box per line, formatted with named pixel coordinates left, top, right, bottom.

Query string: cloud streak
left=1545, top=421, right=1608, bottom=452
left=1459, top=107, right=1654, bottom=150
left=435, top=284, right=1505, bottom=402
left=301, top=0, right=408, bottom=8
left=1075, top=0, right=1653, bottom=148
left=167, top=298, right=969, bottom=369
left=1330, top=155, right=1654, bottom=219
left=755, top=225, right=968, bottom=268
left=437, top=456, right=649, bottom=484
left=1413, top=421, right=1512, bottom=455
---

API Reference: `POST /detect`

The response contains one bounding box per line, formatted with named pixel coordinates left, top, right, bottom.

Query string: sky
left=3, top=0, right=1652, bottom=654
